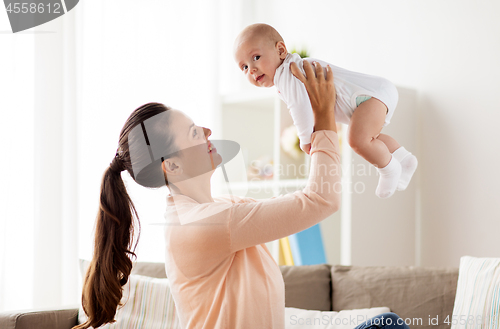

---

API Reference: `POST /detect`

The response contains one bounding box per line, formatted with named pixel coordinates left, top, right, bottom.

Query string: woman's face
left=167, top=110, right=222, bottom=180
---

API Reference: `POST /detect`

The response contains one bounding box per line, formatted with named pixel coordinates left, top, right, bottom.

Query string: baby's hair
left=235, top=23, right=284, bottom=48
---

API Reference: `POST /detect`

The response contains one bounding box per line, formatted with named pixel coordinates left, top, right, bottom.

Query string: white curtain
left=76, top=0, right=222, bottom=265
left=1, top=0, right=223, bottom=312
left=0, top=10, right=79, bottom=311
left=0, top=20, right=36, bottom=312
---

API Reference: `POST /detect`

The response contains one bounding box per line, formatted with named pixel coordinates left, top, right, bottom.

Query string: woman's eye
left=193, top=128, right=198, bottom=137
left=253, top=55, right=260, bottom=61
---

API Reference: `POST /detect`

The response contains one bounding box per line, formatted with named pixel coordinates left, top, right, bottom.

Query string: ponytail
left=73, top=103, right=174, bottom=328
left=74, top=160, right=140, bottom=328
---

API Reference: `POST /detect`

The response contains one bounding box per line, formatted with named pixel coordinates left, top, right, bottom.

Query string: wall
left=77, top=0, right=222, bottom=263
left=226, top=0, right=500, bottom=267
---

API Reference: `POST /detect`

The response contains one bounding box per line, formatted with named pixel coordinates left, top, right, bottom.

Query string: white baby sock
left=375, top=155, right=402, bottom=199
left=392, top=146, right=418, bottom=191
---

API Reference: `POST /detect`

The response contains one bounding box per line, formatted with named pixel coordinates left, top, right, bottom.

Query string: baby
left=234, top=23, right=418, bottom=198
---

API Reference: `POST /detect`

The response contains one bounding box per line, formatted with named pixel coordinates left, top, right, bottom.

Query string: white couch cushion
left=451, top=256, right=500, bottom=329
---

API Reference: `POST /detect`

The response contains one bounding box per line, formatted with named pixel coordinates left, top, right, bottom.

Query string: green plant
left=291, top=48, right=309, bottom=58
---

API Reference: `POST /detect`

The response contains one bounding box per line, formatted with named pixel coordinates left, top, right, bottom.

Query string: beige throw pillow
left=78, top=274, right=181, bottom=329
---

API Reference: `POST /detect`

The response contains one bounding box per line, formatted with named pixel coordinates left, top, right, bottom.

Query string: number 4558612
left=444, top=315, right=482, bottom=326
left=5, top=2, right=62, bottom=14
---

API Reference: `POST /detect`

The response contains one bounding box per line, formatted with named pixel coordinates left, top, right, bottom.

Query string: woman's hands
left=290, top=60, right=337, bottom=133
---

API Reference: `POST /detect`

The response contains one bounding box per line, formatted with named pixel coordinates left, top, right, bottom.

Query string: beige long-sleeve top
left=163, top=130, right=341, bottom=329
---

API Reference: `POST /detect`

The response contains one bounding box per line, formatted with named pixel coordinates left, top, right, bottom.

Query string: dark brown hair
left=73, top=103, right=176, bottom=329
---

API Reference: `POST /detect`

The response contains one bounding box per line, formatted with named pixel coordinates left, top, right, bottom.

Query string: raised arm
left=291, top=61, right=337, bottom=133
left=228, top=61, right=341, bottom=252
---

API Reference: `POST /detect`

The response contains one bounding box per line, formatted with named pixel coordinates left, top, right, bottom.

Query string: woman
left=76, top=61, right=409, bottom=329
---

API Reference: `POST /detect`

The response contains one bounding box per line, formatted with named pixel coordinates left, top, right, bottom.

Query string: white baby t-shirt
left=273, top=53, right=399, bottom=147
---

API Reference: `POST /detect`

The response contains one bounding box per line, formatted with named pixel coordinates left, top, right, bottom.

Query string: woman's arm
left=275, top=56, right=316, bottom=152
left=275, top=58, right=337, bottom=153
left=291, top=60, right=337, bottom=133
left=228, top=61, right=341, bottom=252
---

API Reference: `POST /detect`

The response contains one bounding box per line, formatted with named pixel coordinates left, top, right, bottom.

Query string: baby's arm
left=276, top=59, right=315, bottom=154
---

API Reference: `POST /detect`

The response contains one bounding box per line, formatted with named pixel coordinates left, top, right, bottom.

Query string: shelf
left=219, top=87, right=323, bottom=265
left=219, top=85, right=419, bottom=267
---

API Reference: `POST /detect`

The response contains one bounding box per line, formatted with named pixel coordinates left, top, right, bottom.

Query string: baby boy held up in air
left=233, top=23, right=418, bottom=199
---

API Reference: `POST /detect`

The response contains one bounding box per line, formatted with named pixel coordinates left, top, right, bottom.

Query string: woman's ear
left=162, top=158, right=183, bottom=176
left=276, top=41, right=287, bottom=60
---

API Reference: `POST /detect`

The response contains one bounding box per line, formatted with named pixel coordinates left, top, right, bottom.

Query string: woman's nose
left=203, top=127, right=212, bottom=139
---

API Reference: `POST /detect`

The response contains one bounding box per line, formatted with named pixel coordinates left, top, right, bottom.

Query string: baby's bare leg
left=349, top=98, right=401, bottom=198
left=376, top=133, right=401, bottom=154
left=348, top=98, right=391, bottom=168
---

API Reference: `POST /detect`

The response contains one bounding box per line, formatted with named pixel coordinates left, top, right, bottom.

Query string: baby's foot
left=392, top=147, right=418, bottom=191
left=375, top=156, right=402, bottom=199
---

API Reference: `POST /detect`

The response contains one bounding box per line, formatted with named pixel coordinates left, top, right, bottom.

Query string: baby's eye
left=242, top=64, right=248, bottom=71
left=253, top=55, right=260, bottom=61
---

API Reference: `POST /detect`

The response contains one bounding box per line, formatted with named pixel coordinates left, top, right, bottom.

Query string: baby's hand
left=300, top=143, right=311, bottom=155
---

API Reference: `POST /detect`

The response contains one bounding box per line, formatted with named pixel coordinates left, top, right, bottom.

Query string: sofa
left=0, top=261, right=459, bottom=329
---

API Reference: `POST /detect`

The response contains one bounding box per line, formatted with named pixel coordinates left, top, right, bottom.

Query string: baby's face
left=234, top=35, right=285, bottom=88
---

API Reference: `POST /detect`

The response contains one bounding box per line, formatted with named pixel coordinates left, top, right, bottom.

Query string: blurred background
left=1, top=0, right=499, bottom=313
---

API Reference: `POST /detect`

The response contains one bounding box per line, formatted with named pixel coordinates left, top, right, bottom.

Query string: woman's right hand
left=290, top=61, right=337, bottom=133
